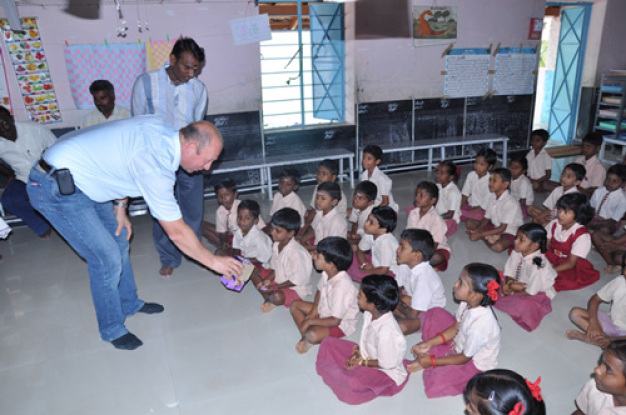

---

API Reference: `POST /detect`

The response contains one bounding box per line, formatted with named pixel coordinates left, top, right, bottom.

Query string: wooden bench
left=546, top=145, right=581, bottom=158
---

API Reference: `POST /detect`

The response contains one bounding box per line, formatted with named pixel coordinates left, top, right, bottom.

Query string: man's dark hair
left=89, top=79, right=115, bottom=96
left=171, top=37, right=205, bottom=63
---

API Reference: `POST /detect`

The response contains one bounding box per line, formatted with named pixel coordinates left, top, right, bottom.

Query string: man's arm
left=130, top=75, right=149, bottom=116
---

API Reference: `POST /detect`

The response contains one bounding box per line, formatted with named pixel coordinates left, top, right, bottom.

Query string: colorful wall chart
left=493, top=47, right=537, bottom=95
left=0, top=17, right=61, bottom=123
left=0, top=49, right=12, bottom=112
left=444, top=48, right=491, bottom=98
left=146, top=39, right=175, bottom=71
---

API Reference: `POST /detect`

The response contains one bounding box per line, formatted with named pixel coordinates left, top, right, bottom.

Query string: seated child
left=588, top=164, right=626, bottom=234
left=435, top=161, right=462, bottom=237
left=202, top=179, right=265, bottom=248
left=348, top=206, right=399, bottom=283
left=495, top=223, right=557, bottom=332
left=219, top=199, right=273, bottom=268
left=290, top=237, right=358, bottom=354
left=528, top=163, right=584, bottom=227
left=316, top=275, right=409, bottom=405
left=360, top=144, right=399, bottom=212
left=464, top=369, right=546, bottom=415
left=526, top=128, right=553, bottom=192
left=509, top=154, right=534, bottom=219
left=576, top=132, right=607, bottom=198
left=299, top=182, right=348, bottom=251
left=572, top=340, right=626, bottom=414
left=252, top=208, right=313, bottom=313
left=568, top=257, right=626, bottom=349
left=407, top=181, right=452, bottom=270
left=466, top=168, right=523, bottom=253
left=347, top=180, right=377, bottom=250
left=269, top=168, right=307, bottom=227
left=545, top=193, right=599, bottom=292
left=393, top=229, right=446, bottom=335
left=302, top=159, right=348, bottom=236
left=461, top=147, right=497, bottom=221
left=407, top=263, right=501, bottom=399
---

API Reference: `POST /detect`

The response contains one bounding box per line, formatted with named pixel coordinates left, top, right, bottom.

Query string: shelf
left=597, top=72, right=626, bottom=164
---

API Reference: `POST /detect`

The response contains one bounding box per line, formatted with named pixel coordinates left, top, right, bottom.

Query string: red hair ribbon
left=486, top=279, right=500, bottom=301
left=526, top=377, right=542, bottom=402
left=508, top=402, right=525, bottom=415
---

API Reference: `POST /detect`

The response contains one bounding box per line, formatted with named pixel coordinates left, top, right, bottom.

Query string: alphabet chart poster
left=443, top=48, right=491, bottom=98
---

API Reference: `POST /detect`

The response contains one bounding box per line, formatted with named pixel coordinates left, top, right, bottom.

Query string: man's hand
left=113, top=205, right=132, bottom=240
left=211, top=255, right=244, bottom=278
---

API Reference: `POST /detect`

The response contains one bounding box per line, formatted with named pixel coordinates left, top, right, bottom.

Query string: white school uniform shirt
left=396, top=262, right=446, bottom=311
left=576, top=378, right=626, bottom=415
left=454, top=302, right=500, bottom=371
left=543, top=185, right=579, bottom=210
left=269, top=192, right=307, bottom=226
left=406, top=206, right=450, bottom=253
left=358, top=233, right=399, bottom=274
left=546, top=220, right=592, bottom=259
left=0, top=122, right=56, bottom=183
left=317, top=270, right=359, bottom=336
left=484, top=190, right=524, bottom=236
left=215, top=199, right=266, bottom=233
left=349, top=204, right=374, bottom=237
left=576, top=154, right=607, bottom=189
left=232, top=226, right=273, bottom=268
left=361, top=166, right=399, bottom=212
left=359, top=311, right=408, bottom=386
left=597, top=276, right=626, bottom=331
left=461, top=171, right=491, bottom=209
left=311, top=207, right=348, bottom=243
left=504, top=250, right=557, bottom=299
left=526, top=148, right=552, bottom=180
left=591, top=187, right=626, bottom=222
left=510, top=174, right=534, bottom=205
left=310, top=184, right=348, bottom=217
left=270, top=238, right=313, bottom=298
left=436, top=182, right=462, bottom=223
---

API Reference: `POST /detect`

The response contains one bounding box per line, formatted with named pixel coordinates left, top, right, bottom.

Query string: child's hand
left=509, top=281, right=526, bottom=293
left=411, top=342, right=429, bottom=357
left=406, top=359, right=423, bottom=373
left=586, top=321, right=606, bottom=342
left=361, top=263, right=374, bottom=271
left=256, top=280, right=271, bottom=291
left=345, top=354, right=361, bottom=370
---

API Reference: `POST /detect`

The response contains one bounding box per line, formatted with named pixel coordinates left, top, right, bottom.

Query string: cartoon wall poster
left=0, top=49, right=12, bottom=112
left=0, top=17, right=61, bottom=123
left=413, top=5, right=457, bottom=47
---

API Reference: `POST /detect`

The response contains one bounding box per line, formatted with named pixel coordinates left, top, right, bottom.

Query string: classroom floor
left=0, top=167, right=610, bottom=414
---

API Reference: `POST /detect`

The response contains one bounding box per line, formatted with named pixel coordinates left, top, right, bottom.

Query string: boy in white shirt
left=526, top=128, right=552, bottom=192
left=509, top=155, right=534, bottom=218
left=361, top=144, right=399, bottom=212
left=576, top=132, right=607, bottom=198
left=269, top=168, right=307, bottom=226
left=394, top=229, right=446, bottom=335
left=588, top=164, right=626, bottom=235
left=298, top=182, right=348, bottom=251
left=460, top=148, right=496, bottom=221
left=528, top=163, right=584, bottom=227
left=347, top=180, right=377, bottom=250
left=220, top=200, right=273, bottom=268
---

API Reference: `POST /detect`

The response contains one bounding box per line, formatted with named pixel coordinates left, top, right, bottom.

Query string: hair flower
left=525, top=376, right=542, bottom=402
left=486, top=279, right=500, bottom=301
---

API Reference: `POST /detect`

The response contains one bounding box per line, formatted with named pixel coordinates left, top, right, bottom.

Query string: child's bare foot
left=295, top=340, right=313, bottom=354
left=604, top=265, right=622, bottom=275
left=485, top=235, right=499, bottom=244
left=261, top=301, right=276, bottom=313
left=566, top=329, right=587, bottom=341
left=407, top=360, right=423, bottom=373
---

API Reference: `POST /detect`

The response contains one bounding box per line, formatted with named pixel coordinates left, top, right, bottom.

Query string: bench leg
left=349, top=156, right=354, bottom=188
left=339, top=158, right=344, bottom=183
left=427, top=148, right=433, bottom=172
left=502, top=139, right=508, bottom=168
left=266, top=167, right=273, bottom=201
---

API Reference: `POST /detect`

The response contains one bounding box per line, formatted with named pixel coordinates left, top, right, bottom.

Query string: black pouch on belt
left=54, top=168, right=75, bottom=196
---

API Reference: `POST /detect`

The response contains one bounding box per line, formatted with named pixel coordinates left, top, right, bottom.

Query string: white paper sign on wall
left=230, top=14, right=272, bottom=46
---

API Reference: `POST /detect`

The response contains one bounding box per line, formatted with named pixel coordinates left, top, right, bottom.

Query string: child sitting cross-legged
left=460, top=148, right=496, bottom=222
left=435, top=161, right=462, bottom=237
left=290, top=237, right=359, bottom=354
left=509, top=155, right=534, bottom=219
left=347, top=180, right=377, bottom=251
left=588, top=164, right=626, bottom=235
left=576, top=132, right=607, bottom=198
left=361, top=144, right=399, bottom=212
left=347, top=206, right=399, bottom=283
left=298, top=182, right=348, bottom=252
left=393, top=229, right=446, bottom=335
left=526, top=128, right=553, bottom=192
left=407, top=181, right=452, bottom=270
left=466, top=168, right=523, bottom=253
left=268, top=168, right=307, bottom=228
left=252, top=208, right=313, bottom=313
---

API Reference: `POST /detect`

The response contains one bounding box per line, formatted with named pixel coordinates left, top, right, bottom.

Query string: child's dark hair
left=464, top=369, right=546, bottom=415
left=317, top=181, right=341, bottom=202
left=361, top=274, right=400, bottom=314
left=238, top=199, right=260, bottom=218
left=517, top=223, right=548, bottom=268
left=564, top=163, right=586, bottom=182
left=279, top=168, right=301, bottom=186
left=371, top=206, right=397, bottom=233
left=492, top=168, right=512, bottom=185
left=319, top=159, right=339, bottom=177
left=555, top=193, right=594, bottom=226
left=416, top=181, right=439, bottom=202
left=355, top=180, right=378, bottom=202
left=510, top=154, right=528, bottom=172
left=270, top=207, right=301, bottom=233
left=531, top=129, right=549, bottom=144
left=400, top=229, right=434, bottom=261
left=607, top=164, right=626, bottom=183
left=465, top=263, right=500, bottom=307
left=477, top=147, right=497, bottom=168
left=214, top=178, right=236, bottom=194
left=317, top=237, right=353, bottom=272
left=606, top=339, right=626, bottom=379
left=439, top=160, right=460, bottom=182
left=582, top=131, right=603, bottom=148
left=363, top=144, right=383, bottom=161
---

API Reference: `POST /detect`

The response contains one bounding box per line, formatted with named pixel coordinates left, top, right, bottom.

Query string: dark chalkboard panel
left=414, top=98, right=465, bottom=160
left=358, top=100, right=413, bottom=165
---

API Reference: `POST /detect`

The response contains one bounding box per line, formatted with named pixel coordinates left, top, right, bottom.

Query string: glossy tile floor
left=0, top=166, right=610, bottom=414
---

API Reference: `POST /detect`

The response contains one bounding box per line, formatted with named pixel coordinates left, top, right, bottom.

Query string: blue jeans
left=1, top=179, right=50, bottom=236
left=27, top=167, right=144, bottom=341
left=152, top=168, right=204, bottom=267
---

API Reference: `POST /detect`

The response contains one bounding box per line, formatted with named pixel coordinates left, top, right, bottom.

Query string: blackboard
left=358, top=100, right=413, bottom=165
left=414, top=98, right=464, bottom=160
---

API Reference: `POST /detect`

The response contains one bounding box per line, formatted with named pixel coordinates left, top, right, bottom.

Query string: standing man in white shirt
left=131, top=37, right=209, bottom=278
left=81, top=80, right=130, bottom=129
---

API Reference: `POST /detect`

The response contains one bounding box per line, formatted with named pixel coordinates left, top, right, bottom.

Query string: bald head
left=180, top=121, right=223, bottom=151
left=179, top=121, right=224, bottom=174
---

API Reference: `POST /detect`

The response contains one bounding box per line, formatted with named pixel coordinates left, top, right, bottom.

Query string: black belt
left=39, top=159, right=52, bottom=173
